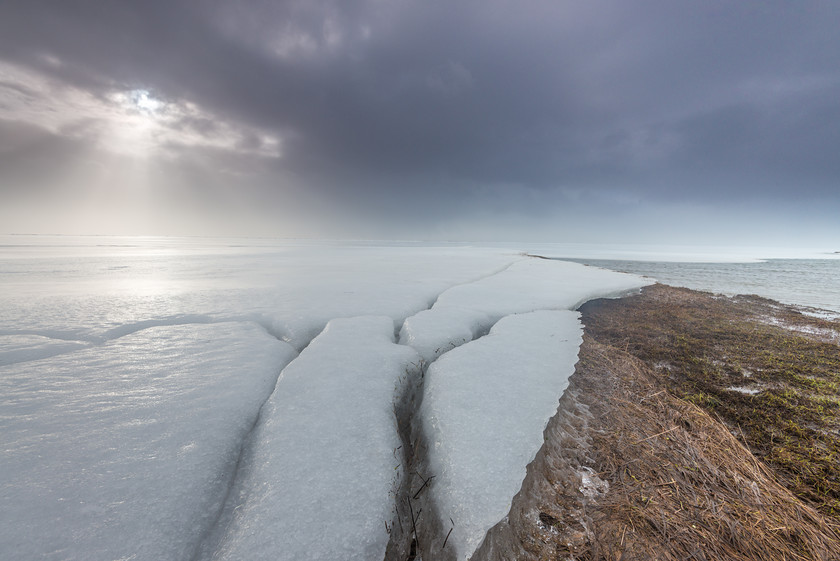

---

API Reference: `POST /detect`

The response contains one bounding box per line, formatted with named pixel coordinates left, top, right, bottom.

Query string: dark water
left=563, top=258, right=840, bottom=315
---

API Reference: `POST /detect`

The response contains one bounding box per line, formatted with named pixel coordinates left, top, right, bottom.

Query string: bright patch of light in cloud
left=0, top=61, right=281, bottom=159
left=130, top=89, right=163, bottom=113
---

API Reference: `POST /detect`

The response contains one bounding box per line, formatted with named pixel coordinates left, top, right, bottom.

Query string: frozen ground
left=0, top=237, right=648, bottom=560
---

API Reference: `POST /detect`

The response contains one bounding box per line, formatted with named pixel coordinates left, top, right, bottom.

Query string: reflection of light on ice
left=115, top=275, right=175, bottom=297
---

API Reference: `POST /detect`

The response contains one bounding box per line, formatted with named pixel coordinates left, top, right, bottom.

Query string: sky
left=0, top=1, right=838, bottom=245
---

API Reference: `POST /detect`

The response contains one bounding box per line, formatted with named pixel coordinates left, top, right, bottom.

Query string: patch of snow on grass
left=728, top=386, right=762, bottom=395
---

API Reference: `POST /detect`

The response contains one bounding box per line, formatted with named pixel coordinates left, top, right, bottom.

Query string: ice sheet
left=207, top=316, right=422, bottom=561
left=0, top=322, right=296, bottom=561
left=420, top=310, right=584, bottom=559
left=0, top=240, right=517, bottom=353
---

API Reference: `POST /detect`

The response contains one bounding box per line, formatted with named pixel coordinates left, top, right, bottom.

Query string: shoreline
left=472, top=284, right=840, bottom=560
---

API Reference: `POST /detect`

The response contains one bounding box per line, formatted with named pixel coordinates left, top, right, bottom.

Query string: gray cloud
left=0, top=0, right=839, bottom=243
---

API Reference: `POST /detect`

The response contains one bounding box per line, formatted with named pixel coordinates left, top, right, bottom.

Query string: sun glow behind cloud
left=131, top=89, right=163, bottom=113
left=0, top=59, right=301, bottom=236
left=0, top=60, right=282, bottom=160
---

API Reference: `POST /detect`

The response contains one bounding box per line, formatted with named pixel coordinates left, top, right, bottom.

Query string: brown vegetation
left=581, top=284, right=840, bottom=519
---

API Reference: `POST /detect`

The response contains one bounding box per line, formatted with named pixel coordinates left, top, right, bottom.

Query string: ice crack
left=188, top=326, right=330, bottom=561
left=0, top=314, right=297, bottom=367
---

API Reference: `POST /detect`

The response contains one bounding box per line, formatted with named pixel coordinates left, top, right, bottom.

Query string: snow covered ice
left=0, top=236, right=650, bottom=560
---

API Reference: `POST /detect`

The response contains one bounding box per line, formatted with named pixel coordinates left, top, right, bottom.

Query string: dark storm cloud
left=1, top=0, right=839, bottom=239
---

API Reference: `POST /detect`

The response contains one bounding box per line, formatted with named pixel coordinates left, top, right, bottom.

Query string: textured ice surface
left=0, top=333, right=89, bottom=366
left=420, top=311, right=584, bottom=559
left=208, top=316, right=422, bottom=561
left=401, top=259, right=647, bottom=363
left=0, top=322, right=296, bottom=561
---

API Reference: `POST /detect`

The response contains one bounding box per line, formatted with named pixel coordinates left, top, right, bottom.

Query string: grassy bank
left=580, top=284, right=840, bottom=519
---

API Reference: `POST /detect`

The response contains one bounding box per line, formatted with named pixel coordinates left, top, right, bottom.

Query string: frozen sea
left=1, top=235, right=836, bottom=560
left=0, top=235, right=647, bottom=561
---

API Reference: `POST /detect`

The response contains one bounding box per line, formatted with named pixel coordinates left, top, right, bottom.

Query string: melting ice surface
left=560, top=257, right=840, bottom=315
left=0, top=236, right=649, bottom=560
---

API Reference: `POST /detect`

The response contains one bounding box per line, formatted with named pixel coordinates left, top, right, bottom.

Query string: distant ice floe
left=0, top=322, right=296, bottom=560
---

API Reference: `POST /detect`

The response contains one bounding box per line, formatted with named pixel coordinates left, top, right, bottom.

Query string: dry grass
left=575, top=339, right=840, bottom=560
left=580, top=284, right=840, bottom=519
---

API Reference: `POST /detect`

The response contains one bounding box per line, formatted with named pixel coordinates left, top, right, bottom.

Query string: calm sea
left=562, top=258, right=840, bottom=316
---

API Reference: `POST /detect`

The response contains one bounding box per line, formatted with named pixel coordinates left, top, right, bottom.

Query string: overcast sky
left=1, top=1, right=838, bottom=245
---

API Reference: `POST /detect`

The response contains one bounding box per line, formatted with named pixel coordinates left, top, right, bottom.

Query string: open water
left=563, top=258, right=840, bottom=315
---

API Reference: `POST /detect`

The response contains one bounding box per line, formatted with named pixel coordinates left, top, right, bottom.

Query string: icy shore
left=0, top=241, right=649, bottom=560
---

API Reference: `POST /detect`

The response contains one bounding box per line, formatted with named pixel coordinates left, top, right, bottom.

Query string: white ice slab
left=401, top=258, right=647, bottom=363
left=0, top=322, right=296, bottom=561
left=420, top=310, right=584, bottom=559
left=209, top=316, right=422, bottom=561
left=400, top=306, right=495, bottom=363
